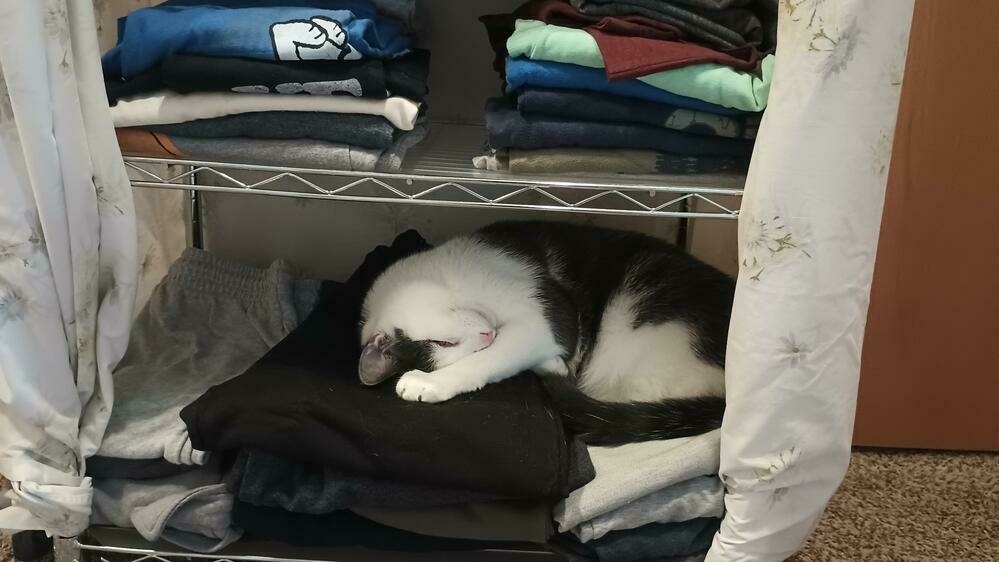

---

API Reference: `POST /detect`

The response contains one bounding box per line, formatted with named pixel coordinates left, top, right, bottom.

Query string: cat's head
left=359, top=280, right=496, bottom=386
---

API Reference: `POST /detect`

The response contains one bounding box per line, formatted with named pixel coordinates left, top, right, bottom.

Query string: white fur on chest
left=578, top=292, right=725, bottom=402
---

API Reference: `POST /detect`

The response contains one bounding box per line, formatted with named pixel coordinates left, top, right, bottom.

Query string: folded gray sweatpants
left=97, top=248, right=319, bottom=465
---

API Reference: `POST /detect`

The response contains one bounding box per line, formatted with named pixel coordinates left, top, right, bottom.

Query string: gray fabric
left=148, top=112, right=397, bottom=150
left=352, top=501, right=553, bottom=543
left=97, top=249, right=312, bottom=465
left=573, top=475, right=725, bottom=542
left=91, top=461, right=240, bottom=553
left=171, top=122, right=427, bottom=172
left=556, top=430, right=721, bottom=533
left=571, top=0, right=759, bottom=50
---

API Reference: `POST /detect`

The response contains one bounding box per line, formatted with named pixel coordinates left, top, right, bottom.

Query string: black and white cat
left=358, top=221, right=734, bottom=444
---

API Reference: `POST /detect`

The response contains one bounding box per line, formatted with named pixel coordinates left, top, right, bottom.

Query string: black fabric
left=181, top=231, right=585, bottom=501
left=86, top=456, right=193, bottom=480
left=235, top=450, right=503, bottom=511
left=232, top=501, right=502, bottom=551
left=147, top=112, right=397, bottom=150
left=106, top=50, right=430, bottom=105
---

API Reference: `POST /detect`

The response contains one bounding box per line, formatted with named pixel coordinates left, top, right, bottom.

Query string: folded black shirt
left=181, top=231, right=588, bottom=501
left=106, top=49, right=430, bottom=105
left=233, top=501, right=500, bottom=551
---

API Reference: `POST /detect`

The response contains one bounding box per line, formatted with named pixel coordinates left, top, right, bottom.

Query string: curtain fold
left=0, top=0, right=136, bottom=536
left=707, top=1, right=914, bottom=560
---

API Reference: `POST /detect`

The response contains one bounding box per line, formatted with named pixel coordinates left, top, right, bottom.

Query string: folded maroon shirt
left=482, top=0, right=760, bottom=82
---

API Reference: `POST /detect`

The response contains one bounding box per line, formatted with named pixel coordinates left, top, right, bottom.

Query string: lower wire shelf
left=123, top=124, right=745, bottom=220
left=76, top=528, right=560, bottom=562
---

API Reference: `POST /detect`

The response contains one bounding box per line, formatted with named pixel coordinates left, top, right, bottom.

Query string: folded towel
left=486, top=97, right=753, bottom=157
left=110, top=91, right=421, bottom=131
left=106, top=50, right=430, bottom=105
left=147, top=112, right=397, bottom=150
left=508, top=20, right=772, bottom=111
left=556, top=429, right=721, bottom=532
left=517, top=87, right=759, bottom=139
left=103, top=2, right=412, bottom=79
left=506, top=58, right=746, bottom=115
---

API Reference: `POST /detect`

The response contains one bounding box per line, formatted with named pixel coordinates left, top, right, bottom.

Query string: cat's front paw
left=396, top=370, right=459, bottom=403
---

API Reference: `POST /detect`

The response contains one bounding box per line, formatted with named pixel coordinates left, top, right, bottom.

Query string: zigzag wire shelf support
left=123, top=157, right=744, bottom=222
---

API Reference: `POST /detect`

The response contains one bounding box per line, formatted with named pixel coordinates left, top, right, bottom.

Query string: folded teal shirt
left=507, top=19, right=772, bottom=111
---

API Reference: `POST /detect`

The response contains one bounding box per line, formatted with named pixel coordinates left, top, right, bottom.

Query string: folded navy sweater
left=486, top=97, right=753, bottom=157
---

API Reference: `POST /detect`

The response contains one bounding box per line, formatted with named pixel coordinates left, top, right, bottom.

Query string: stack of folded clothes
left=476, top=0, right=776, bottom=176
left=552, top=431, right=724, bottom=561
left=103, top=0, right=430, bottom=172
left=88, top=232, right=594, bottom=554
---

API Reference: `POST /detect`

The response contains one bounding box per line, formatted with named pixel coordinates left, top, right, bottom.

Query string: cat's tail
left=541, top=376, right=725, bottom=446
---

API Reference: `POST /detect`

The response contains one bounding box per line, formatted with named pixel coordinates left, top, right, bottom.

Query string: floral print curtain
left=0, top=0, right=136, bottom=535
left=707, top=1, right=914, bottom=559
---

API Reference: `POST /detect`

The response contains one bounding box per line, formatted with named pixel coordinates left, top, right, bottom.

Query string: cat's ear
left=359, top=331, right=396, bottom=386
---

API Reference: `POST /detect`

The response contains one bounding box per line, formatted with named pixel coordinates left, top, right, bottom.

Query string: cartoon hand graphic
left=270, top=17, right=358, bottom=61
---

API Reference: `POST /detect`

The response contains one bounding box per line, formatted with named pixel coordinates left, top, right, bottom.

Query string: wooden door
left=853, top=0, right=999, bottom=450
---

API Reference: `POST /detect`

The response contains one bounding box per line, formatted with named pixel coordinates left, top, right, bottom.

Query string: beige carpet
left=3, top=450, right=997, bottom=561
left=793, top=448, right=998, bottom=561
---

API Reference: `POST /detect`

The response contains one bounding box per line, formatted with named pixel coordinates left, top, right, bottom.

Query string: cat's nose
left=480, top=330, right=496, bottom=346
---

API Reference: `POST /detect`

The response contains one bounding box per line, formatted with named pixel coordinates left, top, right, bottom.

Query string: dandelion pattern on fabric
left=778, top=334, right=810, bottom=368
left=0, top=285, right=29, bottom=328
left=741, top=213, right=812, bottom=281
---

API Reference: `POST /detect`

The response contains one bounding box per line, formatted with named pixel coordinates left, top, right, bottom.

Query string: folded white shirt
left=555, top=429, right=721, bottom=533
left=111, top=91, right=420, bottom=131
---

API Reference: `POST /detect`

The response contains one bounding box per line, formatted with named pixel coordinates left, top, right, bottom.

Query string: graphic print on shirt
left=231, top=79, right=364, bottom=96
left=270, top=16, right=360, bottom=61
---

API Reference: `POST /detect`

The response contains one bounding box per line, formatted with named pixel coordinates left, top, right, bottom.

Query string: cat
left=359, top=221, right=734, bottom=445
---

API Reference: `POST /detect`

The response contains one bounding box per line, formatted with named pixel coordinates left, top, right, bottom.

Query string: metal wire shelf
left=123, top=124, right=744, bottom=220
left=75, top=528, right=559, bottom=562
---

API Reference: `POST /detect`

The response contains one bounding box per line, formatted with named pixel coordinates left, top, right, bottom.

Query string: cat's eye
left=430, top=340, right=458, bottom=348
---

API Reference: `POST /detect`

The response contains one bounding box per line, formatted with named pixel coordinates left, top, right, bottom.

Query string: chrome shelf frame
left=124, top=156, right=744, bottom=220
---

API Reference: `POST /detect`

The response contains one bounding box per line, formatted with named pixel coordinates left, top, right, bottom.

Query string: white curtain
left=707, top=1, right=914, bottom=560
left=0, top=0, right=136, bottom=536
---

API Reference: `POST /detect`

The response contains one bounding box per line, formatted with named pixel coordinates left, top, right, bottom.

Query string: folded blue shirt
left=103, top=2, right=411, bottom=79
left=505, top=58, right=747, bottom=116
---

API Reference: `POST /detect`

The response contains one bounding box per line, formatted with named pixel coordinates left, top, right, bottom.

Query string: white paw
left=395, top=370, right=459, bottom=403
left=535, top=357, right=569, bottom=376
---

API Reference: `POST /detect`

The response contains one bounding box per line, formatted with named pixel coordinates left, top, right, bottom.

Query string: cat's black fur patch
left=475, top=221, right=735, bottom=369
left=476, top=221, right=734, bottom=444
left=389, top=328, right=436, bottom=374
left=542, top=376, right=724, bottom=446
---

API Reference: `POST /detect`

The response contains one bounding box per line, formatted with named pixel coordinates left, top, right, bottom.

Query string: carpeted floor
left=793, top=448, right=998, bottom=561
left=3, top=450, right=997, bottom=561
